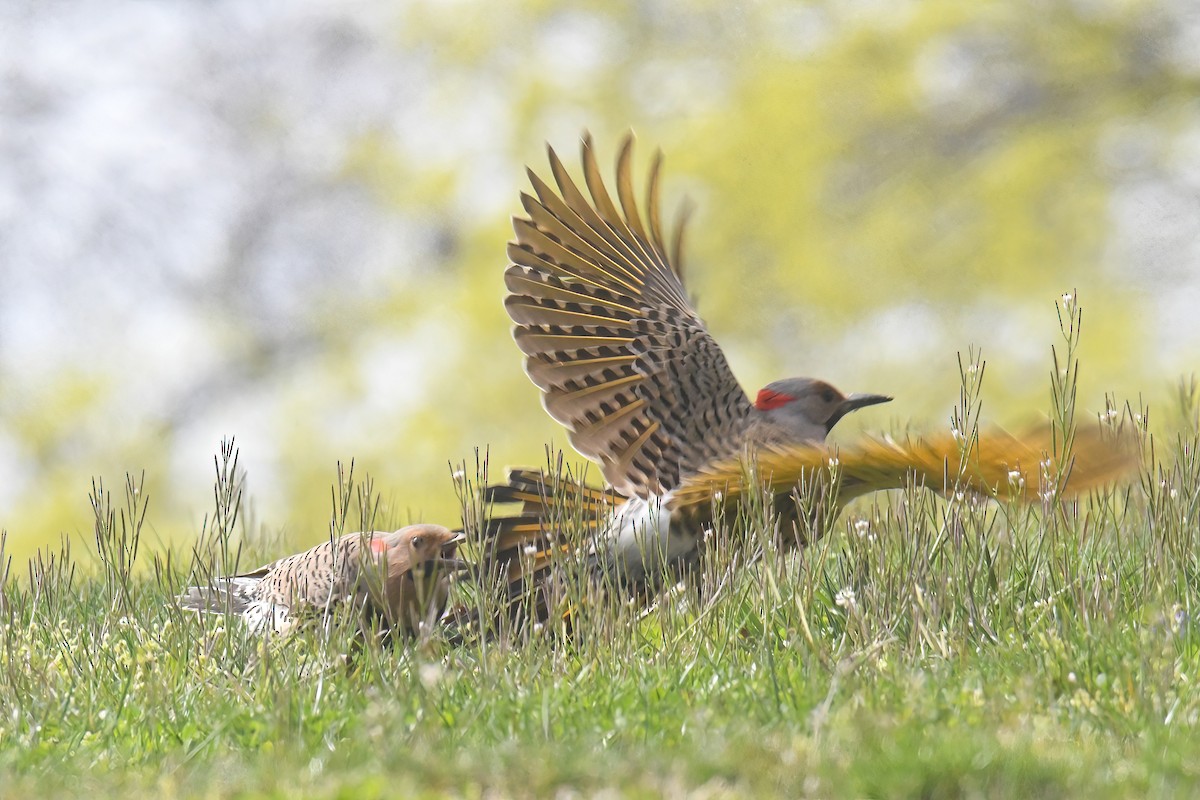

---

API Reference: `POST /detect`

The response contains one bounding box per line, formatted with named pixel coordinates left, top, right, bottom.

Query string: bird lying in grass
left=179, top=524, right=470, bottom=638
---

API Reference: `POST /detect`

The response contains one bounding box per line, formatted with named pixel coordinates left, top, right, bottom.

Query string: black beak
left=412, top=556, right=474, bottom=579
left=826, top=392, right=892, bottom=431
left=433, top=556, right=473, bottom=572
left=442, top=531, right=466, bottom=556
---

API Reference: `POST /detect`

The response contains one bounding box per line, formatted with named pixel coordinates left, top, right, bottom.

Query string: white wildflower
left=854, top=519, right=871, bottom=538
left=418, top=662, right=443, bottom=690
left=834, top=587, right=857, bottom=611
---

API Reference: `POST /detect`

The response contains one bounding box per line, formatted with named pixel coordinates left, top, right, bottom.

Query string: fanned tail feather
left=480, top=466, right=621, bottom=583
left=177, top=576, right=262, bottom=616
left=460, top=465, right=624, bottom=633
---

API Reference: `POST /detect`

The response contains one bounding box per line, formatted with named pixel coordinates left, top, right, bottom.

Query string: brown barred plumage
left=180, top=524, right=468, bottom=637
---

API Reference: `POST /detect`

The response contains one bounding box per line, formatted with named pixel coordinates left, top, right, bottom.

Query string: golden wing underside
left=672, top=425, right=1139, bottom=510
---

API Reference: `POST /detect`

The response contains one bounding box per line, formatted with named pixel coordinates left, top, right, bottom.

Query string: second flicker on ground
left=473, top=133, right=1138, bottom=631
left=179, top=524, right=468, bottom=638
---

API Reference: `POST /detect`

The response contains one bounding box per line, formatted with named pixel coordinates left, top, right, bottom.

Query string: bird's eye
left=408, top=536, right=422, bottom=551
left=821, top=389, right=835, bottom=402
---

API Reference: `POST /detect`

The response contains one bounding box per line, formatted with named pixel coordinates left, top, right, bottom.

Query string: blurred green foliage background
left=2, top=0, right=1198, bottom=563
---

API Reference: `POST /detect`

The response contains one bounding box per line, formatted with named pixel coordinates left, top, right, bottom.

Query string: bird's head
left=754, top=377, right=892, bottom=441
left=368, top=524, right=471, bottom=581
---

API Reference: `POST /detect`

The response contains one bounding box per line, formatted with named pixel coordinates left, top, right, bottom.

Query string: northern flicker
left=475, top=134, right=1137, bottom=627
left=180, top=524, right=469, bottom=637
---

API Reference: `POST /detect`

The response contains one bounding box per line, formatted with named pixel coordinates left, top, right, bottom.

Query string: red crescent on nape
left=755, top=389, right=796, bottom=411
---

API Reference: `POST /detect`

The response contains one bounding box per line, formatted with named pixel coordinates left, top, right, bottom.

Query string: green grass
left=2, top=302, right=1199, bottom=799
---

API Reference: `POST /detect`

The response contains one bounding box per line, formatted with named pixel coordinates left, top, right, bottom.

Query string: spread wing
left=670, top=425, right=1140, bottom=510
left=505, top=133, right=754, bottom=498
